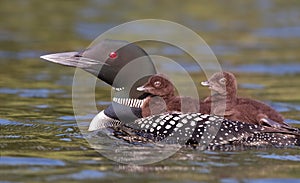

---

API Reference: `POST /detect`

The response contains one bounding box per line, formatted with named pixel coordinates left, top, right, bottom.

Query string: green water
left=1, top=1, right=300, bottom=182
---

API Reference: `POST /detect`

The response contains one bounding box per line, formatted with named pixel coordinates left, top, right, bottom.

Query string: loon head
left=41, top=39, right=157, bottom=125
left=201, top=71, right=237, bottom=98
left=41, top=39, right=156, bottom=99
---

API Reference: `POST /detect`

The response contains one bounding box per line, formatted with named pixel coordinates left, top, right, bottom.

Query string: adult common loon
left=41, top=39, right=300, bottom=148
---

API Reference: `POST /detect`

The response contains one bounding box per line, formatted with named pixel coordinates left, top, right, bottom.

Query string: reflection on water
left=1, top=0, right=300, bottom=182
left=85, top=129, right=183, bottom=165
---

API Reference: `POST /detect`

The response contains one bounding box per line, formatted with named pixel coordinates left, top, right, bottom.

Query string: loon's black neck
left=104, top=102, right=143, bottom=121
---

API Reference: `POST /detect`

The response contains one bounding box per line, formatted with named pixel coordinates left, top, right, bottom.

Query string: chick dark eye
left=219, top=78, right=226, bottom=84
left=153, top=81, right=161, bottom=88
left=109, top=52, right=118, bottom=59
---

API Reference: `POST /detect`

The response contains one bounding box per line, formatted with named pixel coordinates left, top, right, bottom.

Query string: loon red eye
left=109, top=52, right=118, bottom=59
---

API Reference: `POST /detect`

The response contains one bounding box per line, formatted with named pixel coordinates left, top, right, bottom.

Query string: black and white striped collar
left=112, top=97, right=145, bottom=108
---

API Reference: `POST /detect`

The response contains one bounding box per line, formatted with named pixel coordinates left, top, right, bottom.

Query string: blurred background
left=1, top=1, right=300, bottom=183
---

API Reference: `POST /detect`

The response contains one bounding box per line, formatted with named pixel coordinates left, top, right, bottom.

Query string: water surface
left=1, top=1, right=300, bottom=182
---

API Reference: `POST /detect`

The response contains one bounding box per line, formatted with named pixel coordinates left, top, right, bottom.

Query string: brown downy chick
left=137, top=74, right=199, bottom=117
left=201, top=71, right=290, bottom=129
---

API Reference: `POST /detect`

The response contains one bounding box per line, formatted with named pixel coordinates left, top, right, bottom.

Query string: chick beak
left=201, top=81, right=210, bottom=87
left=137, top=86, right=146, bottom=92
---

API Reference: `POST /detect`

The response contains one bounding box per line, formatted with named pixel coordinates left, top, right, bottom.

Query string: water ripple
left=254, top=26, right=300, bottom=38
left=0, top=88, right=65, bottom=98
left=222, top=178, right=300, bottom=183
left=0, top=119, right=32, bottom=126
left=258, top=154, right=300, bottom=162
left=0, top=156, right=65, bottom=166
left=227, top=63, right=300, bottom=75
